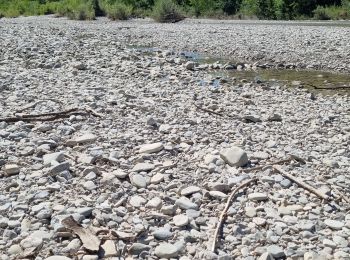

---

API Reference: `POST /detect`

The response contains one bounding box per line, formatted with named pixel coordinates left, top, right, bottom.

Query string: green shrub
left=313, top=5, right=349, bottom=20
left=100, top=2, right=132, bottom=20
left=152, top=0, right=184, bottom=22
left=313, top=6, right=331, bottom=19
left=55, top=0, right=95, bottom=20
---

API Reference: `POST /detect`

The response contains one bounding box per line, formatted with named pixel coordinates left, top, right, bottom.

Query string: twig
left=272, top=165, right=329, bottom=201
left=194, top=103, right=225, bottom=117
left=332, top=185, right=350, bottom=204
left=0, top=108, right=101, bottom=123
left=243, top=155, right=306, bottom=173
left=211, top=178, right=257, bottom=253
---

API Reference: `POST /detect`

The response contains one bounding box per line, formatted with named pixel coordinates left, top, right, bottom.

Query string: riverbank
left=0, top=16, right=349, bottom=260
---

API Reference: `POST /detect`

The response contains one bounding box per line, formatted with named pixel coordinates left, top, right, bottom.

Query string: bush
left=313, top=6, right=331, bottom=19
left=56, top=0, right=96, bottom=20
left=152, top=0, right=184, bottom=22
left=100, top=1, right=132, bottom=20
left=313, top=4, right=349, bottom=19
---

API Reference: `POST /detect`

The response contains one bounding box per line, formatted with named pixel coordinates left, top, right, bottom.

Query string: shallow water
left=127, top=45, right=350, bottom=95
left=212, top=69, right=350, bottom=95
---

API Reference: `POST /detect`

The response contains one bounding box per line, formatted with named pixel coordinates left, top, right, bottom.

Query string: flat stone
left=43, top=152, right=65, bottom=165
left=208, top=183, right=230, bottom=192
left=150, top=173, right=164, bottom=184
left=278, top=205, right=303, bottom=215
left=45, top=257, right=72, bottom=260
left=74, top=133, right=97, bottom=144
left=82, top=181, right=96, bottom=190
left=146, top=197, right=162, bottom=209
left=258, top=252, right=274, bottom=260
left=324, top=219, right=344, bottom=230
left=253, top=217, right=266, bottom=226
left=4, top=164, right=20, bottom=175
left=129, top=243, right=151, bottom=255
left=181, top=186, right=201, bottom=196
left=173, top=214, right=189, bottom=227
left=113, top=169, right=128, bottom=179
left=130, top=174, right=147, bottom=188
left=175, top=197, right=198, bottom=210
left=153, top=228, right=173, bottom=240
left=220, top=146, right=248, bottom=167
left=267, top=245, right=285, bottom=258
left=129, top=195, right=146, bottom=208
left=248, top=193, right=268, bottom=201
left=132, top=163, right=155, bottom=172
left=49, top=162, right=70, bottom=175
left=139, top=142, right=164, bottom=154
left=245, top=207, right=257, bottom=218
left=100, top=240, right=118, bottom=257
left=323, top=238, right=337, bottom=249
left=8, top=244, right=23, bottom=255
left=333, top=235, right=349, bottom=247
left=155, top=243, right=181, bottom=258
left=20, top=236, right=43, bottom=249
left=209, top=190, right=227, bottom=199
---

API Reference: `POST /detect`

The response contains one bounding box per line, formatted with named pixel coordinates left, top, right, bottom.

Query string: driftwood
left=62, top=216, right=101, bottom=252
left=243, top=154, right=306, bottom=173
left=0, top=107, right=102, bottom=123
left=211, top=178, right=258, bottom=253
left=273, top=165, right=329, bottom=201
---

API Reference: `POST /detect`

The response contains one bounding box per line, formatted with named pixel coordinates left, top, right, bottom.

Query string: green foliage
left=99, top=0, right=132, bottom=20
left=0, top=0, right=349, bottom=19
left=152, top=0, right=184, bottom=22
left=313, top=4, right=349, bottom=19
left=56, top=0, right=95, bottom=20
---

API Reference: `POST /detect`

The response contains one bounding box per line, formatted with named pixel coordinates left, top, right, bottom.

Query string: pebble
left=267, top=245, right=285, bottom=258
left=155, top=243, right=181, bottom=258
left=180, top=186, right=201, bottom=196
left=130, top=174, right=147, bottom=188
left=220, top=146, right=249, bottom=167
left=139, top=142, right=164, bottom=153
left=173, top=214, right=189, bottom=227
left=153, top=228, right=173, bottom=240
left=324, top=219, right=344, bottom=230
left=132, top=163, right=155, bottom=172
left=4, top=164, right=20, bottom=175
left=175, top=197, right=199, bottom=210
left=129, top=195, right=146, bottom=208
left=248, top=193, right=268, bottom=201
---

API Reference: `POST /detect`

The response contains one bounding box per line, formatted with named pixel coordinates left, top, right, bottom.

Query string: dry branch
left=211, top=178, right=258, bottom=253
left=0, top=108, right=101, bottom=123
left=243, top=155, right=306, bottom=173
left=62, top=216, right=101, bottom=252
left=273, top=165, right=329, bottom=201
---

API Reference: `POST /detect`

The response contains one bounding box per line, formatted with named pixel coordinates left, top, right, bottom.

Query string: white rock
left=173, top=214, right=189, bottom=227
left=180, top=186, right=201, bottom=196
left=220, top=146, right=248, bottom=167
left=139, top=142, right=164, bottom=154
left=248, top=192, right=268, bottom=201
left=4, top=164, right=20, bottom=175
left=150, top=173, right=164, bottom=184
left=324, top=219, right=344, bottom=230
left=132, top=163, right=155, bottom=172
